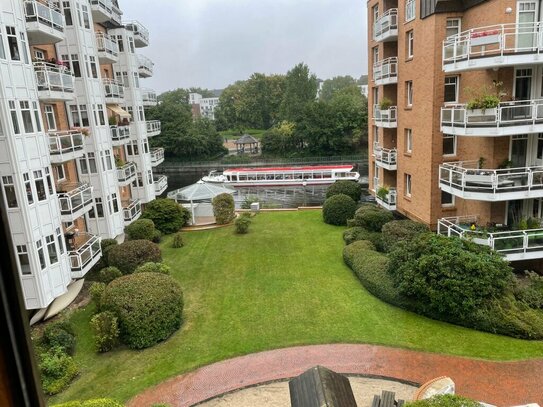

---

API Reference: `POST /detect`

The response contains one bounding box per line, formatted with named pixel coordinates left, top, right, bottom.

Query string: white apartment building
left=189, top=92, right=219, bottom=120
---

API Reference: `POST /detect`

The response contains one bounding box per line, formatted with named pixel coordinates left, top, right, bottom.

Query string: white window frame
left=446, top=18, right=461, bottom=38
left=405, top=174, right=412, bottom=197
left=443, top=134, right=457, bottom=156
left=407, top=30, right=414, bottom=59
left=444, top=76, right=459, bottom=104
left=405, top=128, right=413, bottom=153
left=45, top=105, right=56, bottom=131
left=405, top=0, right=415, bottom=22
left=441, top=191, right=455, bottom=207
left=406, top=81, right=413, bottom=106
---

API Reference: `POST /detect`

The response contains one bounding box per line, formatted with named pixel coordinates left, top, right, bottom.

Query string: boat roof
left=225, top=165, right=354, bottom=173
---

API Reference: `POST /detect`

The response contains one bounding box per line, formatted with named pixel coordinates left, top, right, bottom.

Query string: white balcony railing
left=103, top=78, right=124, bottom=101
left=137, top=54, right=154, bottom=77
left=373, top=142, right=397, bottom=169
left=125, top=21, right=149, bottom=47
left=48, top=130, right=84, bottom=160
left=122, top=199, right=141, bottom=223
left=110, top=125, right=130, bottom=144
left=154, top=175, right=167, bottom=195
left=150, top=147, right=165, bottom=166
left=373, top=8, right=398, bottom=42
left=146, top=120, right=161, bottom=136
left=117, top=162, right=137, bottom=183
left=96, top=32, right=119, bottom=58
left=141, top=88, right=158, bottom=105
left=34, top=62, right=74, bottom=96
left=24, top=0, right=64, bottom=33
left=373, top=57, right=398, bottom=85
left=439, top=161, right=543, bottom=201
left=57, top=183, right=93, bottom=217
left=375, top=188, right=397, bottom=210
left=373, top=105, right=397, bottom=128
left=68, top=233, right=101, bottom=275
left=438, top=215, right=543, bottom=261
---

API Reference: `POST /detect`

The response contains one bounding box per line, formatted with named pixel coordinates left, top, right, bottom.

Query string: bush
left=89, top=282, right=106, bottom=309
left=52, top=399, right=124, bottom=407
left=212, top=193, right=235, bottom=224
left=406, top=395, right=480, bottom=407
left=98, top=267, right=122, bottom=284
left=322, top=194, right=357, bottom=226
left=343, top=226, right=384, bottom=251
left=108, top=240, right=162, bottom=274
left=142, top=199, right=191, bottom=234
left=90, top=311, right=120, bottom=353
left=172, top=232, right=184, bottom=248
left=241, top=195, right=260, bottom=209
left=235, top=214, right=252, bottom=234
left=381, top=220, right=429, bottom=252
left=42, top=321, right=76, bottom=356
left=515, top=271, right=543, bottom=309
left=100, top=239, right=118, bottom=264
left=101, top=273, right=184, bottom=349
left=39, top=347, right=79, bottom=395
left=125, top=219, right=158, bottom=241
left=348, top=203, right=393, bottom=232
left=326, top=181, right=362, bottom=202
left=152, top=229, right=163, bottom=243
left=90, top=239, right=119, bottom=272
left=134, top=262, right=170, bottom=274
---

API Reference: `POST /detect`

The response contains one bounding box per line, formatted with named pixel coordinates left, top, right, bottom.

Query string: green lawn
left=219, top=128, right=266, bottom=139
left=51, top=211, right=543, bottom=404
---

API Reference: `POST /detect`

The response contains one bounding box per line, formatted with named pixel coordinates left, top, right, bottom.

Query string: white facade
left=189, top=92, right=219, bottom=120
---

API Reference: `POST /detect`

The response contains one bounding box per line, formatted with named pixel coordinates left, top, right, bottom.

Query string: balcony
left=57, top=182, right=93, bottom=222
left=110, top=125, right=130, bottom=146
left=375, top=188, right=397, bottom=211
left=90, top=0, right=122, bottom=27
left=154, top=175, right=168, bottom=195
left=438, top=215, right=543, bottom=261
left=96, top=32, right=119, bottom=64
left=34, top=62, right=75, bottom=102
left=122, top=199, right=142, bottom=225
left=137, top=54, right=154, bottom=78
left=125, top=21, right=149, bottom=48
left=373, top=142, right=397, bottom=170
left=373, top=57, right=398, bottom=86
left=146, top=120, right=161, bottom=137
left=68, top=233, right=102, bottom=278
left=373, top=9, right=398, bottom=42
left=49, top=130, right=85, bottom=164
left=103, top=78, right=124, bottom=104
left=117, top=162, right=137, bottom=186
left=24, top=0, right=65, bottom=45
left=439, top=161, right=543, bottom=201
left=373, top=105, right=397, bottom=128
left=441, top=100, right=543, bottom=137
left=142, top=88, right=158, bottom=106
left=150, top=147, right=165, bottom=166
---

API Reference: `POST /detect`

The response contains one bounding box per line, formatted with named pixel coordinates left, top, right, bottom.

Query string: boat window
left=323, top=171, right=331, bottom=178
left=275, top=174, right=283, bottom=180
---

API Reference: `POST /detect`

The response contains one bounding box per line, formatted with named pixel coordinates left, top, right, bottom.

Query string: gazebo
left=167, top=181, right=235, bottom=225
left=235, top=134, right=260, bottom=154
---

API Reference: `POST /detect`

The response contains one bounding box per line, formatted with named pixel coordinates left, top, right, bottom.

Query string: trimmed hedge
left=343, top=226, right=384, bottom=251
left=101, top=273, right=183, bottom=349
left=347, top=203, right=393, bottom=232
left=142, top=199, right=191, bottom=234
left=39, top=347, right=79, bottom=395
left=125, top=219, right=158, bottom=241
left=326, top=181, right=362, bottom=202
left=212, top=193, right=235, bottom=224
left=108, top=240, right=162, bottom=274
left=98, top=267, right=122, bottom=284
left=322, top=194, right=357, bottom=226
left=52, top=399, right=124, bottom=407
left=381, top=220, right=429, bottom=252
left=406, top=395, right=480, bottom=407
left=134, top=262, right=170, bottom=274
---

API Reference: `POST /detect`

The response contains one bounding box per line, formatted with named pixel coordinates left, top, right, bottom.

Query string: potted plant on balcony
left=465, top=82, right=505, bottom=123
left=115, top=157, right=125, bottom=168
left=379, top=97, right=393, bottom=111
left=376, top=185, right=389, bottom=202
left=108, top=116, right=118, bottom=126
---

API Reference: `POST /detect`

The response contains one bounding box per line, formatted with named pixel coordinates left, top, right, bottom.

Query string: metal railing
left=373, top=142, right=397, bottom=166
left=146, top=120, right=161, bottom=134
left=117, top=162, right=137, bottom=182
left=49, top=130, right=84, bottom=156
left=90, top=0, right=112, bottom=15
left=69, top=233, right=101, bottom=272
left=141, top=88, right=157, bottom=104
left=34, top=62, right=74, bottom=93
left=373, top=8, right=398, bottom=41
left=373, top=105, right=397, bottom=126
left=103, top=78, right=124, bottom=100
left=153, top=175, right=167, bottom=193
left=95, top=32, right=118, bottom=57
left=122, top=199, right=141, bottom=222
left=57, top=183, right=93, bottom=215
left=110, top=125, right=130, bottom=142
left=373, top=57, right=398, bottom=83
left=125, top=21, right=149, bottom=45
left=151, top=147, right=165, bottom=164
left=137, top=54, right=154, bottom=75
left=24, top=0, right=64, bottom=31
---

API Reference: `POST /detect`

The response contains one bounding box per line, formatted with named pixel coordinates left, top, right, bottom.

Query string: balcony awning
left=108, top=105, right=131, bottom=119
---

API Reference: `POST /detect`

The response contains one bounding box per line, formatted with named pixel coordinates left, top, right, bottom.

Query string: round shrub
left=98, top=267, right=122, bottom=284
left=381, top=220, right=429, bottom=252
left=172, top=232, right=184, bottom=248
left=101, top=273, right=184, bottom=349
left=100, top=239, right=118, bottom=263
left=125, top=219, right=158, bottom=241
left=343, top=226, right=384, bottom=251
left=90, top=311, right=119, bottom=353
left=108, top=240, right=162, bottom=274
left=348, top=203, right=393, bottom=232
left=235, top=214, right=252, bottom=234
left=326, top=181, right=362, bottom=202
left=142, top=198, right=191, bottom=234
left=322, top=194, right=357, bottom=226
left=134, top=262, right=170, bottom=274
left=42, top=321, right=76, bottom=356
left=212, top=193, right=235, bottom=224
left=406, top=394, right=480, bottom=407
left=39, top=347, right=79, bottom=395
left=89, top=282, right=106, bottom=309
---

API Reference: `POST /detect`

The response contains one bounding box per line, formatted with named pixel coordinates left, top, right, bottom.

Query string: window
left=89, top=56, right=98, bottom=78
left=95, top=104, right=106, bottom=126
left=88, top=153, right=97, bottom=173
left=32, top=102, right=41, bottom=132
left=23, top=173, right=33, bottom=205
left=406, top=81, right=413, bottom=106
left=406, top=30, right=414, bottom=59
left=45, top=168, right=54, bottom=195
left=34, top=49, right=45, bottom=60
left=63, top=221, right=74, bottom=230
left=138, top=106, right=145, bottom=121
left=9, top=100, right=20, bottom=134
left=63, top=1, right=73, bottom=25
left=81, top=4, right=90, bottom=29
left=143, top=139, right=149, bottom=154
left=111, top=193, right=119, bottom=213
left=443, top=134, right=457, bottom=156
left=19, top=32, right=29, bottom=64
left=80, top=153, right=97, bottom=174
left=36, top=240, right=46, bottom=270
left=133, top=72, right=140, bottom=88
left=372, top=46, right=379, bottom=66
left=0, top=28, right=5, bottom=59
left=33, top=170, right=46, bottom=201
left=372, top=4, right=379, bottom=24
left=55, top=164, right=66, bottom=180
left=405, top=174, right=412, bottom=197
left=45, top=105, right=56, bottom=130
left=6, top=27, right=20, bottom=61
left=405, top=0, right=415, bottom=22
left=128, top=37, right=135, bottom=53
left=46, top=235, right=58, bottom=265
left=127, top=141, right=139, bottom=156
left=444, top=76, right=459, bottom=103
left=405, top=128, right=413, bottom=153
left=446, top=18, right=461, bottom=38
left=20, top=101, right=33, bottom=133
left=147, top=170, right=153, bottom=185
left=441, top=191, right=455, bottom=207
left=70, top=104, right=89, bottom=127
left=57, top=227, right=64, bottom=255
left=17, top=246, right=31, bottom=275
left=116, top=35, right=124, bottom=52
left=2, top=176, right=17, bottom=208
left=68, top=54, right=81, bottom=77
left=102, top=150, right=113, bottom=171
left=90, top=197, right=104, bottom=218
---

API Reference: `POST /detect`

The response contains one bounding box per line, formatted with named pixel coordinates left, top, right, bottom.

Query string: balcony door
left=516, top=1, right=538, bottom=50
left=510, top=134, right=529, bottom=167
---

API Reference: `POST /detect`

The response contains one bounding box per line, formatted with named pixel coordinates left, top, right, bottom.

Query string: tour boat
left=201, top=164, right=360, bottom=187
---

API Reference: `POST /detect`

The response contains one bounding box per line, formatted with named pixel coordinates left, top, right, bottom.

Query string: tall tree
left=279, top=63, right=318, bottom=123
left=319, top=75, right=358, bottom=102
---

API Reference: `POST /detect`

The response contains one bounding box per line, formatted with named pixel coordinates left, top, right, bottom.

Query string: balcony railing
left=96, top=32, right=119, bottom=59
left=122, top=199, right=141, bottom=223
left=103, top=78, right=124, bottom=101
left=373, top=9, right=398, bottom=42
left=48, top=130, right=85, bottom=163
left=34, top=62, right=74, bottom=98
left=439, top=161, right=543, bottom=201
left=117, top=162, right=137, bottom=183
left=150, top=147, right=165, bottom=166
left=125, top=21, right=149, bottom=47
left=110, top=125, right=130, bottom=144
left=373, top=142, right=397, bottom=170
left=443, top=22, right=543, bottom=72
left=146, top=120, right=161, bottom=136
left=68, top=233, right=101, bottom=275
left=24, top=0, right=65, bottom=44
left=373, top=57, right=398, bottom=85
left=154, top=175, right=167, bottom=195
left=141, top=88, right=158, bottom=105
left=373, top=105, right=397, bottom=128
left=57, top=182, right=93, bottom=217
left=438, top=215, right=543, bottom=261
left=441, top=100, right=543, bottom=136
left=137, top=54, right=154, bottom=77
left=375, top=188, right=397, bottom=211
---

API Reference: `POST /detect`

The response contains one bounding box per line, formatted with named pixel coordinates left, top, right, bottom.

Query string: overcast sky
left=122, top=0, right=368, bottom=93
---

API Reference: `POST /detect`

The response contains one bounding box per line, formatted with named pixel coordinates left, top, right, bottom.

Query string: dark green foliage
left=342, top=226, right=384, bottom=251
left=515, top=271, right=543, bottom=309
left=90, top=311, right=120, bottom=353
left=348, top=203, right=394, bottom=232
left=134, top=262, right=171, bottom=274
left=381, top=220, right=430, bottom=252
left=98, top=267, right=122, bottom=284
left=406, top=395, right=480, bottom=407
left=100, top=239, right=118, bottom=261
left=125, top=219, right=158, bottom=241
left=101, top=273, right=184, bottom=349
left=142, top=199, right=191, bottom=234
left=322, top=194, right=357, bottom=226
left=172, top=232, right=184, bottom=248
left=279, top=63, right=318, bottom=123
left=235, top=214, right=252, bottom=234
left=108, top=240, right=162, bottom=275
left=152, top=229, right=162, bottom=243
left=212, top=193, right=235, bottom=225
left=51, top=399, right=124, bottom=407
left=91, top=238, right=118, bottom=272
left=38, top=347, right=79, bottom=395
left=42, top=321, right=76, bottom=356
left=89, top=282, right=106, bottom=309
left=326, top=181, right=363, bottom=202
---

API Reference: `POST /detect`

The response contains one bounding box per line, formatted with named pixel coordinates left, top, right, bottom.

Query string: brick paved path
left=127, top=344, right=543, bottom=407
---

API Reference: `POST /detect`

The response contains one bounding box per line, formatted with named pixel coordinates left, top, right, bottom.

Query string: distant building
left=189, top=92, right=220, bottom=120
left=359, top=84, right=368, bottom=97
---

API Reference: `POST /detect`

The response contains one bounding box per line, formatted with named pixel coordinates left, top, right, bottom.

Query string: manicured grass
left=51, top=211, right=543, bottom=404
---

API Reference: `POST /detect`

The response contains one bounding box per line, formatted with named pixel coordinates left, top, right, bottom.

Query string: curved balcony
left=24, top=0, right=65, bottom=45
left=117, top=162, right=137, bottom=186
left=137, top=54, right=154, bottom=78
left=34, top=62, right=74, bottom=102
left=57, top=182, right=93, bottom=222
left=438, top=215, right=543, bottom=261
left=68, top=233, right=101, bottom=278
left=146, top=120, right=161, bottom=137
left=443, top=22, right=543, bottom=73
left=373, top=9, right=398, bottom=42
left=373, top=105, right=397, bottom=128
left=142, top=88, right=158, bottom=106
left=154, top=175, right=168, bottom=195
left=441, top=100, right=543, bottom=137
left=103, top=78, right=124, bottom=104
left=375, top=188, right=397, bottom=211
left=150, top=147, right=165, bottom=166
left=96, top=32, right=119, bottom=64
left=122, top=199, right=142, bottom=225
left=110, top=125, right=130, bottom=146
left=49, top=130, right=85, bottom=163
left=125, top=21, right=149, bottom=48
left=439, top=161, right=543, bottom=201
left=90, top=0, right=121, bottom=27
left=373, top=142, right=397, bottom=170
left=373, top=57, right=398, bottom=86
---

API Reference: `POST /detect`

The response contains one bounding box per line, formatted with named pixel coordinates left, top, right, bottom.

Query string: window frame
left=405, top=174, right=412, bottom=197
left=443, top=133, right=457, bottom=156
left=444, top=76, right=459, bottom=104
left=405, top=128, right=413, bottom=153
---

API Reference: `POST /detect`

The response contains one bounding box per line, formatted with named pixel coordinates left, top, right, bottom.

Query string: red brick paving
left=127, top=344, right=543, bottom=407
